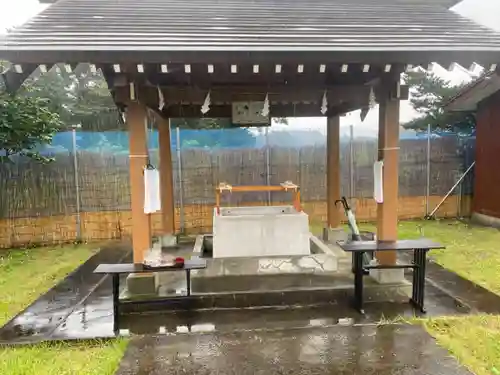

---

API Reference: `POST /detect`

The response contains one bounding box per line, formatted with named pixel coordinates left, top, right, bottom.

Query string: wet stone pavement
left=115, top=325, right=472, bottom=375
left=2, top=244, right=500, bottom=345
left=2, top=245, right=500, bottom=373
left=0, top=244, right=131, bottom=344
left=0, top=265, right=472, bottom=343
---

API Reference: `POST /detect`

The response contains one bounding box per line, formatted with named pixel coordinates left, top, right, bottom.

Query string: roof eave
left=2, top=47, right=500, bottom=66
left=37, top=0, right=463, bottom=7
left=449, top=0, right=464, bottom=7
left=446, top=72, right=500, bottom=112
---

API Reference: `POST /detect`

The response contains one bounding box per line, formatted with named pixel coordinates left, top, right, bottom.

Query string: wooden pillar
left=376, top=96, right=400, bottom=265
left=327, top=116, right=341, bottom=228
left=127, top=102, right=152, bottom=263
left=158, top=118, right=175, bottom=235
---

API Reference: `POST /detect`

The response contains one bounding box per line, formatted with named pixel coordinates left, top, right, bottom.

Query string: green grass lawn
left=0, top=246, right=128, bottom=375
left=2, top=221, right=500, bottom=375
left=357, top=219, right=500, bottom=375
left=352, top=219, right=500, bottom=294
left=423, top=316, right=500, bottom=375
left=396, top=220, right=500, bottom=295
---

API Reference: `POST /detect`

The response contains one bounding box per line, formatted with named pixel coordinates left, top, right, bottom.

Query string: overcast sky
left=454, top=0, right=500, bottom=32
left=1, top=0, right=500, bottom=135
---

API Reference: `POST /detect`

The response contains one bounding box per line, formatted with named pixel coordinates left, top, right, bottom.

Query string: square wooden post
left=127, top=102, right=152, bottom=263
left=376, top=97, right=400, bottom=265
left=158, top=117, right=175, bottom=235
left=327, top=116, right=342, bottom=229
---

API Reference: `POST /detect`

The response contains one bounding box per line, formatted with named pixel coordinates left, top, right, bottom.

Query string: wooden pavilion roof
left=1, top=0, right=500, bottom=119
left=38, top=0, right=463, bottom=5
left=446, top=68, right=500, bottom=112
left=2, top=0, right=499, bottom=65
left=37, top=0, right=463, bottom=6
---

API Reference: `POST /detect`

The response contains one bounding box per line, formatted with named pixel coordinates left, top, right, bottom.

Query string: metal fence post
left=71, top=125, right=82, bottom=241
left=457, top=133, right=463, bottom=218
left=176, top=127, right=185, bottom=232
left=349, top=125, right=355, bottom=200
left=265, top=127, right=271, bottom=205
left=425, top=124, right=431, bottom=215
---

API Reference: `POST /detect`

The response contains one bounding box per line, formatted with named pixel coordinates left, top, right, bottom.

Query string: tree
left=19, top=65, right=120, bottom=131
left=170, top=118, right=231, bottom=129
left=2, top=63, right=280, bottom=155
left=178, top=128, right=256, bottom=148
left=0, top=91, right=63, bottom=162
left=20, top=65, right=279, bottom=132
left=403, top=71, right=476, bottom=134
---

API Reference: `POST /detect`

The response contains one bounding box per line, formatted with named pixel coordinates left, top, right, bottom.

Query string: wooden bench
left=336, top=239, right=445, bottom=314
left=94, top=259, right=207, bottom=331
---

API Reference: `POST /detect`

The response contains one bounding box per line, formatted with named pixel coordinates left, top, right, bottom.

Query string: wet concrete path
left=426, top=257, right=500, bottom=314
left=2, top=243, right=500, bottom=354
left=0, top=243, right=131, bottom=344
left=0, top=268, right=472, bottom=344
left=0, top=245, right=499, bottom=374
left=115, top=325, right=472, bottom=375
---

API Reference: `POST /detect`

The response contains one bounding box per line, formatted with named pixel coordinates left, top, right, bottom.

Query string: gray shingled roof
left=446, top=70, right=500, bottom=111
left=37, top=0, right=464, bottom=7
left=2, top=0, right=500, bottom=63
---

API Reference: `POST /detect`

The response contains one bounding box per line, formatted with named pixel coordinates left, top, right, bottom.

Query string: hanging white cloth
left=261, top=93, right=270, bottom=117
left=369, top=86, right=377, bottom=108
left=201, top=91, right=211, bottom=114
left=360, top=86, right=377, bottom=122
left=144, top=167, right=161, bottom=214
left=320, top=90, right=328, bottom=115
left=373, top=161, right=384, bottom=203
left=158, top=86, right=165, bottom=111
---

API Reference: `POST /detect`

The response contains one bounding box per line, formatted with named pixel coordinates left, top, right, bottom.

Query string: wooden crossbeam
left=215, top=182, right=302, bottom=213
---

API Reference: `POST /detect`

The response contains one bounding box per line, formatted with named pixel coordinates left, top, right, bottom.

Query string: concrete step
left=191, top=273, right=351, bottom=293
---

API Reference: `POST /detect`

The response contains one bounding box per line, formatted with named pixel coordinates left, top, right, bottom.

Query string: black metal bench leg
left=186, top=269, right=191, bottom=297
left=418, top=249, right=427, bottom=313
left=410, top=249, right=427, bottom=313
left=411, top=249, right=419, bottom=309
left=112, top=273, right=120, bottom=334
left=354, top=252, right=365, bottom=314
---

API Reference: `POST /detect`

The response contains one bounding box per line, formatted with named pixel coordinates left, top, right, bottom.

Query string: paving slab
left=425, top=257, right=500, bottom=313
left=115, top=325, right=472, bottom=375
left=1, top=242, right=498, bottom=345
left=47, top=275, right=468, bottom=340
left=0, top=243, right=131, bottom=344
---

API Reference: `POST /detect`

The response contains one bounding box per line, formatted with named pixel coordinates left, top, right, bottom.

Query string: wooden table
left=94, top=259, right=207, bottom=331
left=336, top=239, right=444, bottom=314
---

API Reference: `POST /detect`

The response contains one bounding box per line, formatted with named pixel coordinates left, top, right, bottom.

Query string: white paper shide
left=144, top=167, right=161, bottom=213
left=373, top=161, right=384, bottom=203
